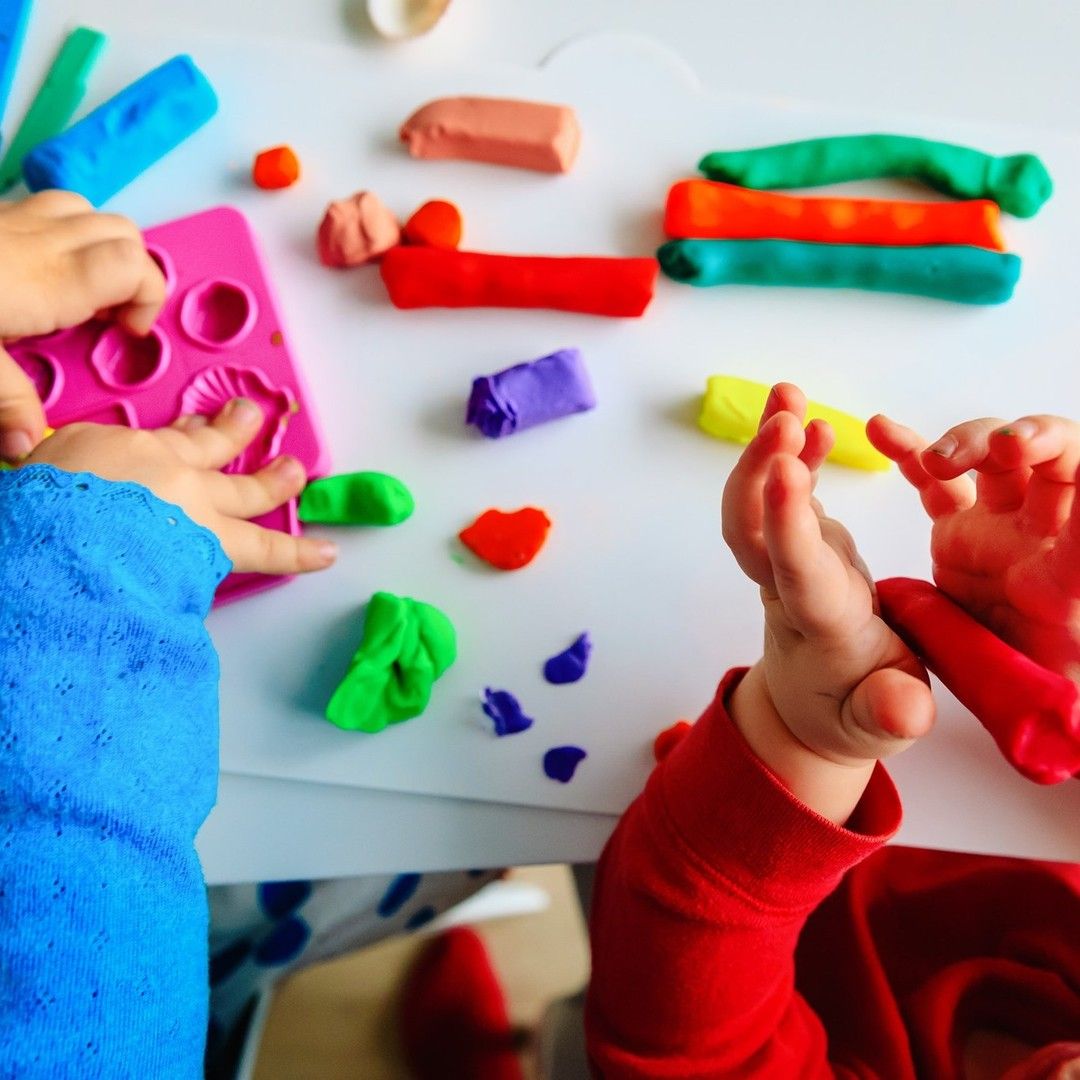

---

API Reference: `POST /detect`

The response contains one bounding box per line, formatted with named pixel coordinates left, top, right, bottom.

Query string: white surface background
left=11, top=2, right=1080, bottom=878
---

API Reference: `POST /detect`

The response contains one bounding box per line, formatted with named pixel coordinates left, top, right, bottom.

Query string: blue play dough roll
left=22, top=54, right=218, bottom=206
left=657, top=238, right=1021, bottom=305
left=0, top=0, right=32, bottom=147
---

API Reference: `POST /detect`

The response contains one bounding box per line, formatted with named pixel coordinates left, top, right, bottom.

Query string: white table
left=18, top=1, right=1080, bottom=883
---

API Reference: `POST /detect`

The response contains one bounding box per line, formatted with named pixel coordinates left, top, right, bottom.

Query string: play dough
left=298, top=472, right=414, bottom=526
left=466, top=348, right=596, bottom=439
left=317, top=190, right=401, bottom=268
left=877, top=577, right=1080, bottom=785
left=458, top=507, right=551, bottom=570
left=403, top=199, right=463, bottom=249
left=698, top=134, right=1053, bottom=218
left=664, top=179, right=1005, bottom=250
left=543, top=633, right=592, bottom=685
left=481, top=688, right=534, bottom=737
left=253, top=144, right=300, bottom=189
left=325, top=591, right=457, bottom=734
left=658, top=238, right=1020, bottom=305
left=699, top=375, right=890, bottom=472
left=399, top=96, right=580, bottom=173
left=381, top=248, right=657, bottom=316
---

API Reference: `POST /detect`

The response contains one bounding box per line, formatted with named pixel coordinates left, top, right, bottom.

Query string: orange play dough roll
left=400, top=96, right=580, bottom=173
left=664, top=179, right=1006, bottom=251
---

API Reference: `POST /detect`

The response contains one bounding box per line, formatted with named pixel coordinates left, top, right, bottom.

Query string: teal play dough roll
left=698, top=134, right=1053, bottom=219
left=657, top=238, right=1020, bottom=304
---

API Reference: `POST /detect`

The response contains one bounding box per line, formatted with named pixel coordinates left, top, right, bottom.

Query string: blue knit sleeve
left=0, top=465, right=231, bottom=1079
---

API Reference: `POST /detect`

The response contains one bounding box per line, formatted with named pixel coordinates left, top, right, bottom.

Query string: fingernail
left=0, top=430, right=33, bottom=461
left=314, top=540, right=338, bottom=566
left=271, top=455, right=304, bottom=480
left=227, top=397, right=260, bottom=422
left=997, top=420, right=1035, bottom=439
left=928, top=435, right=957, bottom=457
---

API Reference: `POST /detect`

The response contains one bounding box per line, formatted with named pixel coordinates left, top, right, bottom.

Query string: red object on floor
left=399, top=927, right=525, bottom=1080
left=459, top=507, right=551, bottom=571
left=877, top=577, right=1080, bottom=784
left=403, top=199, right=464, bottom=249
left=380, top=246, right=658, bottom=316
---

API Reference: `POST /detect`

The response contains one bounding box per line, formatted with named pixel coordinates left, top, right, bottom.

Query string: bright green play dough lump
left=325, top=591, right=456, bottom=733
left=698, top=134, right=1053, bottom=219
left=299, top=471, right=414, bottom=526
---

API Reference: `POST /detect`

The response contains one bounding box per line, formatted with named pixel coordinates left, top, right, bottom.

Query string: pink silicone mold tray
left=11, top=205, right=331, bottom=604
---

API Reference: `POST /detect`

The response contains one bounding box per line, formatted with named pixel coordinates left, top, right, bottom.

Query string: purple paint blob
left=482, top=687, right=534, bottom=737
left=466, top=347, right=596, bottom=439
left=543, top=745, right=587, bottom=783
left=543, top=632, right=592, bottom=685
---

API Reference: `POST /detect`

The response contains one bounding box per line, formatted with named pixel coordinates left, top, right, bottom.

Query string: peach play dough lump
left=399, top=96, right=580, bottom=173
left=317, top=190, right=401, bottom=268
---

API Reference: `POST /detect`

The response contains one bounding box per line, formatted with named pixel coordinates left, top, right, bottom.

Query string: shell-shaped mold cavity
left=180, top=278, right=258, bottom=350
left=367, top=0, right=451, bottom=38
left=145, top=243, right=177, bottom=299
left=90, top=324, right=170, bottom=391
left=9, top=348, right=63, bottom=410
left=179, top=365, right=295, bottom=474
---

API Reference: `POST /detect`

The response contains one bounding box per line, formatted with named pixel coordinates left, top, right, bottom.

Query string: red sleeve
left=585, top=669, right=903, bottom=1080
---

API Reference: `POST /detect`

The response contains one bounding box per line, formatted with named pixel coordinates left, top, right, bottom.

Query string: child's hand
left=0, top=191, right=166, bottom=460
left=723, top=385, right=934, bottom=824
left=24, top=399, right=337, bottom=576
left=868, top=413, right=1080, bottom=683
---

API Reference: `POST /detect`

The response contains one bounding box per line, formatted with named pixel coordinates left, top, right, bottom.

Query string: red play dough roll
left=876, top=577, right=1080, bottom=785
left=380, top=247, right=657, bottom=317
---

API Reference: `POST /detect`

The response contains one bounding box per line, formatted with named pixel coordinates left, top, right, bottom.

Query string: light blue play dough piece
left=22, top=54, right=218, bottom=206
left=0, top=0, right=32, bottom=149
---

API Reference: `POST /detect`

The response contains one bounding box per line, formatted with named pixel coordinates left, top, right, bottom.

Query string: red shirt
left=586, top=670, right=1080, bottom=1079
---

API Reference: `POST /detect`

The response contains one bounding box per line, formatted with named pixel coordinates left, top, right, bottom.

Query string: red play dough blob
left=653, top=720, right=693, bottom=763
left=403, top=199, right=463, bottom=249
left=253, top=145, right=300, bottom=190
left=458, top=507, right=551, bottom=571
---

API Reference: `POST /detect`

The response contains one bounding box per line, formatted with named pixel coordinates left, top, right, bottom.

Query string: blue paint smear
left=258, top=879, right=313, bottom=921
left=378, top=872, right=422, bottom=917
left=482, top=687, right=534, bottom=736
left=543, top=632, right=592, bottom=684
left=404, top=905, right=438, bottom=931
left=254, top=916, right=310, bottom=967
left=209, top=939, right=251, bottom=986
left=543, top=745, right=587, bottom=783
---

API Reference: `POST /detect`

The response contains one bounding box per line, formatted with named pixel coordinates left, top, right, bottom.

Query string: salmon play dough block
left=699, top=375, right=890, bottom=472
left=458, top=507, right=551, bottom=570
left=317, top=190, right=401, bottom=268
left=399, top=96, right=581, bottom=173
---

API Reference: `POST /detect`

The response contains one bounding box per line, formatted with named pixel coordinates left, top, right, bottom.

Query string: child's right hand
left=868, top=412, right=1080, bottom=684
left=722, top=384, right=934, bottom=825
left=24, top=399, right=337, bottom=576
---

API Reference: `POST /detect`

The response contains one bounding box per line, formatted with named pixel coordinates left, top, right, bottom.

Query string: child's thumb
left=845, top=666, right=936, bottom=760
left=0, top=346, right=47, bottom=462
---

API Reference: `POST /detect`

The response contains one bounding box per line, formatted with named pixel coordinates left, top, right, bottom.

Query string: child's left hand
left=0, top=191, right=166, bottom=461
left=723, top=384, right=934, bottom=824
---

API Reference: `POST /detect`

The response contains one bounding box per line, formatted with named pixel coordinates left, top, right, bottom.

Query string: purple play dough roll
left=466, top=347, right=596, bottom=439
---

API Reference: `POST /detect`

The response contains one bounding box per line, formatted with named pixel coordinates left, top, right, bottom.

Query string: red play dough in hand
left=403, top=199, right=463, bottom=249
left=459, top=507, right=551, bottom=570
left=877, top=577, right=1080, bottom=784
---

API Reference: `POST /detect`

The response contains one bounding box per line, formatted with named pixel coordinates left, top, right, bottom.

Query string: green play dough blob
left=299, top=471, right=415, bottom=526
left=657, top=238, right=1020, bottom=305
left=325, top=591, right=457, bottom=733
left=698, top=134, right=1053, bottom=219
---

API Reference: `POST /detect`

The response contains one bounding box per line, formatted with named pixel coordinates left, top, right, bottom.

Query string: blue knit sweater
left=0, top=465, right=230, bottom=1078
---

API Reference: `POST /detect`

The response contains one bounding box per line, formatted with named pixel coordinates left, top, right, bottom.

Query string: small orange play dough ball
left=253, top=145, right=301, bottom=189
left=402, top=199, right=463, bottom=249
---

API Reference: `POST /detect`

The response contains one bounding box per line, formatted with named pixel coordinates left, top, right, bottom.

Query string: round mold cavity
left=180, top=278, right=258, bottom=350
left=145, top=243, right=177, bottom=298
left=9, top=348, right=63, bottom=410
left=89, top=324, right=170, bottom=391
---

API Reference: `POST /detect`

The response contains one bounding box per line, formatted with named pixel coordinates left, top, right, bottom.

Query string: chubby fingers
left=866, top=414, right=974, bottom=519
left=842, top=667, right=935, bottom=760
left=206, top=454, right=309, bottom=520
left=215, top=516, right=337, bottom=575
left=73, top=237, right=166, bottom=335
left=0, top=345, right=48, bottom=460
left=168, top=398, right=268, bottom=468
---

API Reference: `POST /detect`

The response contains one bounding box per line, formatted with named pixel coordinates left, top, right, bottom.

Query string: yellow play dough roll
left=699, top=375, right=890, bottom=472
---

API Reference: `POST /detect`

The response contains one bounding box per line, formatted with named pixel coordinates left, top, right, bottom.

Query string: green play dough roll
left=325, top=591, right=457, bottom=733
left=299, top=471, right=415, bottom=526
left=698, top=134, right=1053, bottom=219
left=657, top=238, right=1020, bottom=304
